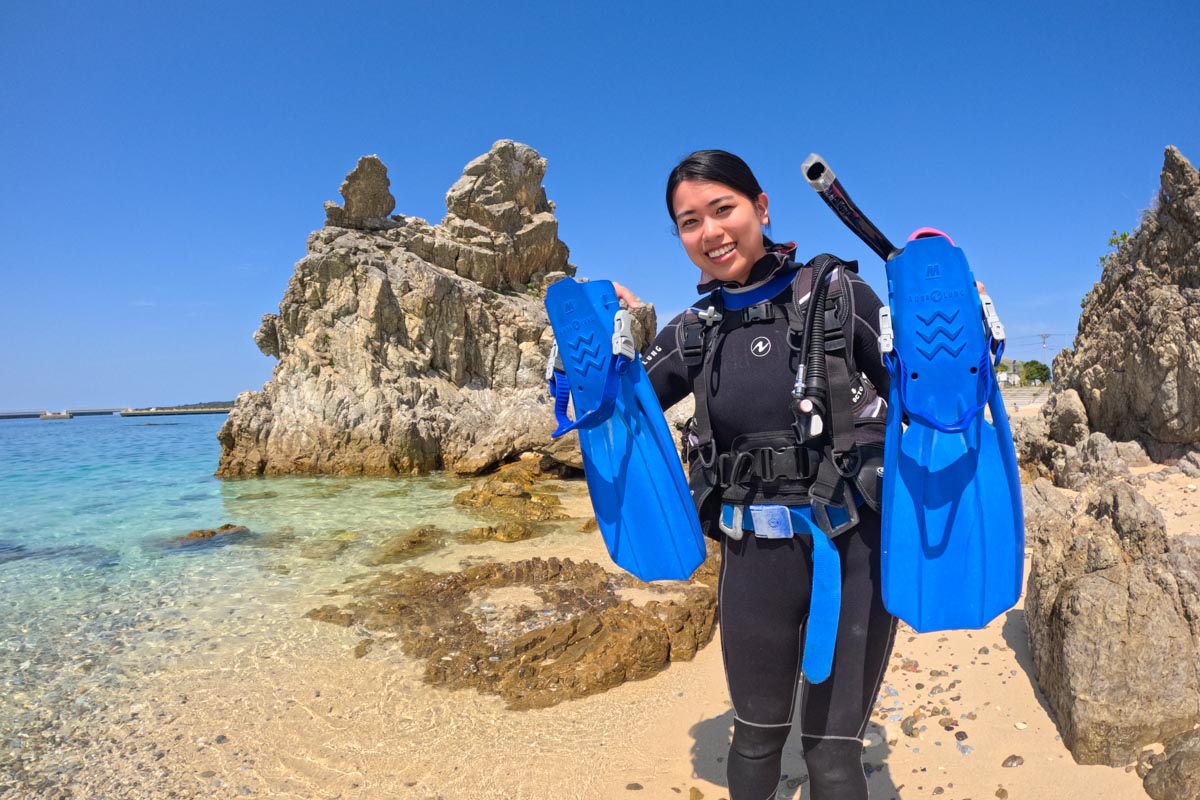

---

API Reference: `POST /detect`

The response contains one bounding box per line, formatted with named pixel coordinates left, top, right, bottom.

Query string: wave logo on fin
left=916, top=309, right=961, bottom=326
left=913, top=309, right=966, bottom=361
left=916, top=341, right=967, bottom=361
left=915, top=324, right=965, bottom=345
left=569, top=333, right=605, bottom=376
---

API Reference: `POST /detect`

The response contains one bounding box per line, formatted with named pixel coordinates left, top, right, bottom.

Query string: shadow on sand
left=1001, top=607, right=1058, bottom=720
left=689, top=710, right=900, bottom=799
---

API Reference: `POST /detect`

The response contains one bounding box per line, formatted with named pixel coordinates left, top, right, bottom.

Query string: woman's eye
left=716, top=205, right=733, bottom=215
left=680, top=219, right=697, bottom=230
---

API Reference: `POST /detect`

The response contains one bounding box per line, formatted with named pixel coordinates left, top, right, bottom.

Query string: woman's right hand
left=612, top=281, right=643, bottom=309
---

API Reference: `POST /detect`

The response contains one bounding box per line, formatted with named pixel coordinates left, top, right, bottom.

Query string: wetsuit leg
left=718, top=509, right=896, bottom=800
left=727, top=721, right=790, bottom=800
left=799, top=507, right=898, bottom=800
left=718, top=532, right=811, bottom=799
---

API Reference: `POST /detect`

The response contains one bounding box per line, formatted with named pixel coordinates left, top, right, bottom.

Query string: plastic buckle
left=544, top=343, right=562, bottom=384
left=681, top=322, right=705, bottom=364
left=612, top=310, right=636, bottom=361
left=980, top=294, right=1006, bottom=342
left=697, top=306, right=723, bottom=326
left=743, top=303, right=773, bottom=323
left=878, top=307, right=894, bottom=357
left=757, top=448, right=776, bottom=482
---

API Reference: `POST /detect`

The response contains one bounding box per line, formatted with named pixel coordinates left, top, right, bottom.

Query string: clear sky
left=2, top=0, right=1197, bottom=410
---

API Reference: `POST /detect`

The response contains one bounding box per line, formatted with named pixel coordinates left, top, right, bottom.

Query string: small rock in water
left=1001, top=754, right=1024, bottom=768
left=1014, top=722, right=1027, bottom=730
left=215, top=734, right=229, bottom=744
left=689, top=788, right=704, bottom=800
left=933, top=788, right=945, bottom=796
left=995, top=788, right=1009, bottom=799
left=955, top=731, right=968, bottom=741
left=626, top=783, right=643, bottom=790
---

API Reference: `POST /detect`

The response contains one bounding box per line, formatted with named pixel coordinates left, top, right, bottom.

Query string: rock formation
left=218, top=140, right=656, bottom=477
left=1053, top=145, right=1200, bottom=445
left=1143, top=730, right=1200, bottom=800
left=1023, top=479, right=1200, bottom=767
left=323, top=156, right=395, bottom=229
left=305, top=553, right=718, bottom=710
left=1016, top=147, right=1200, bottom=783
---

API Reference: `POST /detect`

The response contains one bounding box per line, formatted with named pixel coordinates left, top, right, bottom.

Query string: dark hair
left=665, top=149, right=764, bottom=222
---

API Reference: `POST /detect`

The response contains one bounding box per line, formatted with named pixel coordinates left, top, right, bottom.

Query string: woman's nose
left=702, top=216, right=721, bottom=239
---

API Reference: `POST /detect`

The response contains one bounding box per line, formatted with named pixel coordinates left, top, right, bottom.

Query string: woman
left=620, top=150, right=897, bottom=800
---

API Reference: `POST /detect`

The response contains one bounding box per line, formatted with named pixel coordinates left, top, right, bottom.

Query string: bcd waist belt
left=718, top=498, right=861, bottom=540
left=717, top=497, right=864, bottom=685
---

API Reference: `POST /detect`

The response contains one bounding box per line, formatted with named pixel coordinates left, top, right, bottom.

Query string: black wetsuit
left=644, top=253, right=898, bottom=800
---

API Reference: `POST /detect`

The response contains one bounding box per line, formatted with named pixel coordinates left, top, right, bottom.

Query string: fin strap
left=548, top=353, right=631, bottom=437
left=885, top=336, right=997, bottom=434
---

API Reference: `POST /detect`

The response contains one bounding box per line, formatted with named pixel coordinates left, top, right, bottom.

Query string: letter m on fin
left=925, top=263, right=941, bottom=279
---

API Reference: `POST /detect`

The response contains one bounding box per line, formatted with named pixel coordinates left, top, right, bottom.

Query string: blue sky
left=2, top=1, right=1197, bottom=410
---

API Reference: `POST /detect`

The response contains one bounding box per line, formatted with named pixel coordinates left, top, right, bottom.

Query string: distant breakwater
left=1, top=408, right=232, bottom=421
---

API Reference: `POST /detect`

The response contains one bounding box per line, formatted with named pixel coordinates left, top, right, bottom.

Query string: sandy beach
left=11, top=400, right=1168, bottom=800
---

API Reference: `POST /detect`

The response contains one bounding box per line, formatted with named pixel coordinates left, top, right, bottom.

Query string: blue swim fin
left=880, top=233, right=1024, bottom=633
left=545, top=278, right=706, bottom=582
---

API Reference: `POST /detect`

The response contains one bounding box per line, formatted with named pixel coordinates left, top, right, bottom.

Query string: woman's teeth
left=707, top=243, right=736, bottom=259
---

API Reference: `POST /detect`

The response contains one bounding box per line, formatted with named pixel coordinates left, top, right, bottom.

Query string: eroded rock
left=1144, top=730, right=1200, bottom=800
left=305, top=553, right=718, bottom=709
left=324, top=155, right=396, bottom=229
left=463, top=522, right=544, bottom=543
left=1025, top=478, right=1200, bottom=766
left=1054, top=146, right=1200, bottom=445
left=362, top=525, right=448, bottom=566
left=219, top=141, right=663, bottom=478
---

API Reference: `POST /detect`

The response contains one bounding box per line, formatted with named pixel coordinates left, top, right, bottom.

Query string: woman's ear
left=756, top=192, right=770, bottom=225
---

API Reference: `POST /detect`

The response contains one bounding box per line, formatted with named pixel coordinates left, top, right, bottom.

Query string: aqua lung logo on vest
left=750, top=337, right=771, bottom=357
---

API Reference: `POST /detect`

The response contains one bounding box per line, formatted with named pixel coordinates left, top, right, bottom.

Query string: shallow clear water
left=0, top=413, right=497, bottom=771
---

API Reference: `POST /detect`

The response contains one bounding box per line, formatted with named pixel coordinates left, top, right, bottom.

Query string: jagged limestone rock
left=1054, top=146, right=1200, bottom=445
left=323, top=155, right=396, bottom=229
left=219, top=141, right=658, bottom=477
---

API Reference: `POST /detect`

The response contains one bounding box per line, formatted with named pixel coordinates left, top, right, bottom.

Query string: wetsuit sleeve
left=846, top=274, right=891, bottom=396
left=642, top=312, right=693, bottom=412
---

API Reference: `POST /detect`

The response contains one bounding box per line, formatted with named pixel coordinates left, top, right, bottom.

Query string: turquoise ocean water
left=0, top=413, right=490, bottom=786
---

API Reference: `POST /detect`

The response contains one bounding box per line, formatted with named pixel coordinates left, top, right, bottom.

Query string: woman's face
left=671, top=179, right=769, bottom=285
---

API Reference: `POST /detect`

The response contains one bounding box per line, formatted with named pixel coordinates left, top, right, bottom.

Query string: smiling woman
left=626, top=149, right=897, bottom=800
